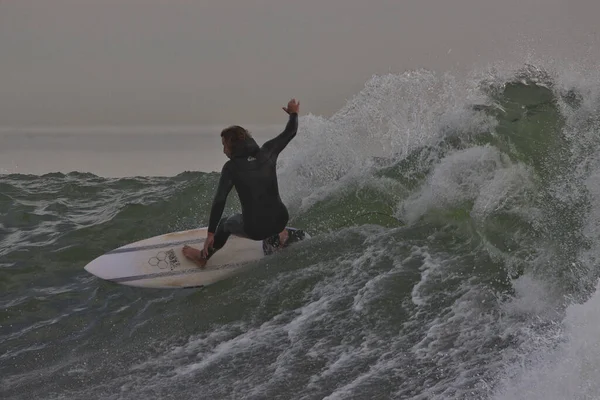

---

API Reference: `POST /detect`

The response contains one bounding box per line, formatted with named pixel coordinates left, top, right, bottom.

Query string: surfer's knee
left=223, top=214, right=244, bottom=235
left=216, top=216, right=229, bottom=232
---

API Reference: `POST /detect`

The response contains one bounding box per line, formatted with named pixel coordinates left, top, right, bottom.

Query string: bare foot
left=182, top=245, right=207, bottom=268
left=278, top=229, right=289, bottom=248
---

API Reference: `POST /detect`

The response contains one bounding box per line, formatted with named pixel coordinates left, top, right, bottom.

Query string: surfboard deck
left=83, top=227, right=308, bottom=289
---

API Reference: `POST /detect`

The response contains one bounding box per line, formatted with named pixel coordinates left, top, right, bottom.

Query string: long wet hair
left=221, top=125, right=252, bottom=155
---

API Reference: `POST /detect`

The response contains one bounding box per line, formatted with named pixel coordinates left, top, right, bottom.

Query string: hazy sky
left=2, top=0, right=599, bottom=127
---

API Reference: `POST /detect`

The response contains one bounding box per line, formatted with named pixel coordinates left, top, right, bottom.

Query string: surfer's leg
left=278, top=228, right=289, bottom=247
left=212, top=214, right=246, bottom=251
left=183, top=215, right=246, bottom=267
left=276, top=209, right=290, bottom=247
left=263, top=211, right=290, bottom=250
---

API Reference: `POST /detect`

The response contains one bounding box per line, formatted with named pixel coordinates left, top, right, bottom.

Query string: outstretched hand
left=282, top=98, right=300, bottom=115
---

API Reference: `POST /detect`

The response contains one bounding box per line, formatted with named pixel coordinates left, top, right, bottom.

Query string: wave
left=2, top=63, right=600, bottom=399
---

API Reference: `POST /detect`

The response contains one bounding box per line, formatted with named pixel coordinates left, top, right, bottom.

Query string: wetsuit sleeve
left=261, top=113, right=298, bottom=160
left=207, top=163, right=234, bottom=233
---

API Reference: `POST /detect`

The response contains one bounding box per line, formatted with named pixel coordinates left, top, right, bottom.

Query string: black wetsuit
left=206, top=113, right=298, bottom=255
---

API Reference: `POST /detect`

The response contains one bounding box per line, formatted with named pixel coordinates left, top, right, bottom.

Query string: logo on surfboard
left=148, top=249, right=181, bottom=270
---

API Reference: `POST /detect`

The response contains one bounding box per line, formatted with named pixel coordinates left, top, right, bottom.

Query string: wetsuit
left=206, top=113, right=298, bottom=256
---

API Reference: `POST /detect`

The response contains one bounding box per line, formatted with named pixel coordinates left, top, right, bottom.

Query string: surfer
left=182, top=98, right=300, bottom=267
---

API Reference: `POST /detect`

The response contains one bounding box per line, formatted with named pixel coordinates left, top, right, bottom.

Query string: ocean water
left=3, top=63, right=600, bottom=399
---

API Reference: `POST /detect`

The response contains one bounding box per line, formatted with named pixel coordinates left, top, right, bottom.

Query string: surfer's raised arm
left=261, top=99, right=300, bottom=160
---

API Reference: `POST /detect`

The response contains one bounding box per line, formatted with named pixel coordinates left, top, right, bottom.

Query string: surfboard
left=83, top=227, right=309, bottom=289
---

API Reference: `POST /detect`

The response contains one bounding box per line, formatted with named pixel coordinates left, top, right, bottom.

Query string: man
left=182, top=98, right=300, bottom=267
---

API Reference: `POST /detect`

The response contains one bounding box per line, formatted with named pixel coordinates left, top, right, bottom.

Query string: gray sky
left=1, top=0, right=599, bottom=127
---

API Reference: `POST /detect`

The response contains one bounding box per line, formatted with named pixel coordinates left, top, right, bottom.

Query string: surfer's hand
left=282, top=98, right=299, bottom=115
left=202, top=233, right=214, bottom=258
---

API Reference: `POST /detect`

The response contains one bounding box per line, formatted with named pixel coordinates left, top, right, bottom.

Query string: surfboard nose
left=84, top=254, right=117, bottom=280
left=83, top=256, right=103, bottom=277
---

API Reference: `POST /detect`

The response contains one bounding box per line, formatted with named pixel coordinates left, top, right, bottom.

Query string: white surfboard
left=84, top=227, right=309, bottom=289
